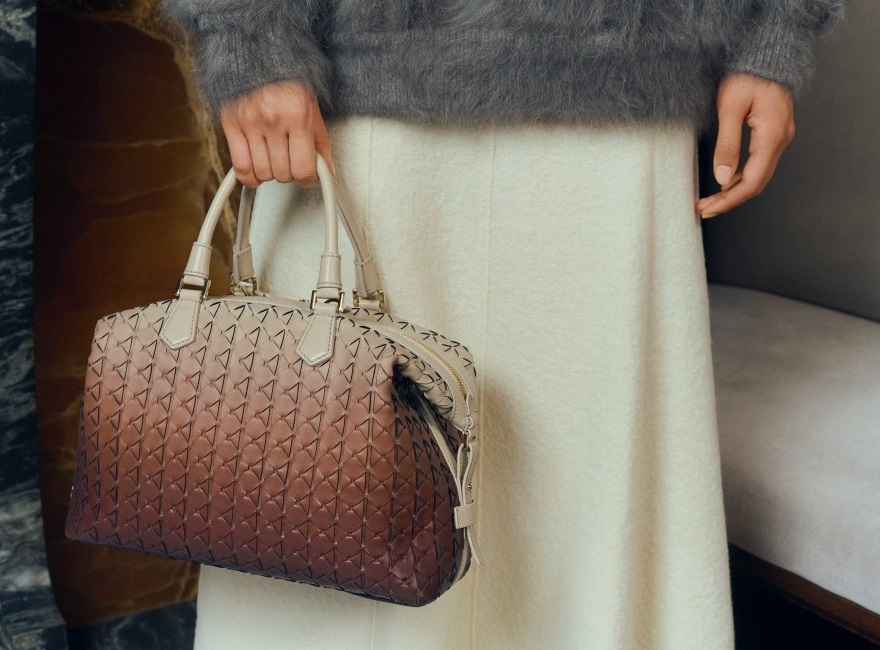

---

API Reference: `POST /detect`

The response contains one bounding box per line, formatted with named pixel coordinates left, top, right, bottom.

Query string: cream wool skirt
left=193, top=116, right=735, bottom=649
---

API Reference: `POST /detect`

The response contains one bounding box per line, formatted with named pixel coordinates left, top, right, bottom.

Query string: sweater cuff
left=725, top=12, right=818, bottom=98
left=192, top=21, right=332, bottom=117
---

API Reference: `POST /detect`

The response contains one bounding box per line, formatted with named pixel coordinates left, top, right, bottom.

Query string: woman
left=161, top=1, right=843, bottom=648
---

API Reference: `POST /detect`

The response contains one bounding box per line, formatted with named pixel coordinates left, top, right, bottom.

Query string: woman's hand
left=219, top=79, right=336, bottom=189
left=696, top=72, right=796, bottom=219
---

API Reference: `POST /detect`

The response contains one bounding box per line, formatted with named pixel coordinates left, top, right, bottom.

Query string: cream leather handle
left=180, top=154, right=379, bottom=308
left=231, top=168, right=383, bottom=306
left=162, top=155, right=361, bottom=352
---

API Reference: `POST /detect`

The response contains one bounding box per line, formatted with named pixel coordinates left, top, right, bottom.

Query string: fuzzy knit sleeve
left=160, top=0, right=331, bottom=117
left=725, top=0, right=845, bottom=97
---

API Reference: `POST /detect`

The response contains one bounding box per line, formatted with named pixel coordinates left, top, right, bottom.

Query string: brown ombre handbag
left=65, top=156, right=481, bottom=607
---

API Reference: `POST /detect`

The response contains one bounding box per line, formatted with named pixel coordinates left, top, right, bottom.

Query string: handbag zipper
left=392, top=329, right=470, bottom=402
left=365, top=320, right=473, bottom=426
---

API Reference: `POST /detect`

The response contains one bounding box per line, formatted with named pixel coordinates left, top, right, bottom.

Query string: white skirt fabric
left=193, top=116, right=735, bottom=649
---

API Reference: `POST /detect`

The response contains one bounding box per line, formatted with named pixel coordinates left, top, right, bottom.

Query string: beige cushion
left=709, top=283, right=880, bottom=614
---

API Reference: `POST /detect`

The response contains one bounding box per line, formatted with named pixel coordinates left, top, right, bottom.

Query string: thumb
left=713, top=93, right=749, bottom=187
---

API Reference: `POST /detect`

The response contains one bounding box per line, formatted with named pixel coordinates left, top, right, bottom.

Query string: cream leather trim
left=159, top=288, right=203, bottom=349
left=316, top=253, right=343, bottom=291
left=232, top=184, right=256, bottom=282
left=232, top=245, right=254, bottom=284
left=295, top=306, right=339, bottom=367
left=183, top=242, right=212, bottom=281
left=454, top=503, right=477, bottom=528
left=412, top=392, right=482, bottom=576
left=332, top=175, right=384, bottom=302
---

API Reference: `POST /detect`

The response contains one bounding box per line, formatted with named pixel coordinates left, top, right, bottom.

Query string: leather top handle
left=231, top=163, right=384, bottom=308
left=178, top=154, right=384, bottom=309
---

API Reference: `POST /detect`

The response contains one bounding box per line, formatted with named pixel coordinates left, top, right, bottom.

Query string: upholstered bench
left=708, top=283, right=880, bottom=641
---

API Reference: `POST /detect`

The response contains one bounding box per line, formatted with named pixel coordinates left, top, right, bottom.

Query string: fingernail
left=701, top=212, right=718, bottom=219
left=715, top=165, right=732, bottom=186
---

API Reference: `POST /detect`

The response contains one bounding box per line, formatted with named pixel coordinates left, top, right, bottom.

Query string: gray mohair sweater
left=160, top=0, right=844, bottom=129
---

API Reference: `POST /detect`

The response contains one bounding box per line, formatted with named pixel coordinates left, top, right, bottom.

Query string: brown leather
left=65, top=293, right=477, bottom=607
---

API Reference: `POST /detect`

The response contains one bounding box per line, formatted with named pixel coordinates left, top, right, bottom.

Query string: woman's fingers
left=696, top=72, right=795, bottom=218
left=289, top=130, right=319, bottom=187
left=222, top=118, right=259, bottom=189
left=700, top=123, right=786, bottom=218
left=246, top=132, right=274, bottom=185
left=218, top=80, right=332, bottom=189
left=266, top=131, right=294, bottom=183
left=698, top=158, right=776, bottom=219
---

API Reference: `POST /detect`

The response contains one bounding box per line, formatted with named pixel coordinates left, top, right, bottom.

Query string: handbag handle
left=231, top=170, right=384, bottom=309
left=177, top=154, right=383, bottom=309
left=161, top=154, right=385, bottom=351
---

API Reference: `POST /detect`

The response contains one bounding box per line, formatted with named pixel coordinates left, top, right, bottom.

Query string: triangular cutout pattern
left=66, top=295, right=476, bottom=606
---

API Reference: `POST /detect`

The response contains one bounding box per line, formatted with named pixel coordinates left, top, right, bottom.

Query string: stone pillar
left=0, top=0, right=68, bottom=647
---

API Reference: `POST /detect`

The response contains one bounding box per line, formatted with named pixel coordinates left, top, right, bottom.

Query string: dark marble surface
left=66, top=601, right=196, bottom=650
left=0, top=0, right=39, bottom=499
left=0, top=0, right=67, bottom=647
left=0, top=490, right=66, bottom=650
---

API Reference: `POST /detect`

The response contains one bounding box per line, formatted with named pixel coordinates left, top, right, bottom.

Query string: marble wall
left=0, top=0, right=68, bottom=647
left=32, top=0, right=230, bottom=627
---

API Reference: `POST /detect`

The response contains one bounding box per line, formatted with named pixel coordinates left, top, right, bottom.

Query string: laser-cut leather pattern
left=65, top=295, right=478, bottom=607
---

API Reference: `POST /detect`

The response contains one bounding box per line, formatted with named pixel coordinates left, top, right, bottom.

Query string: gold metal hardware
left=309, top=289, right=346, bottom=313
left=229, top=274, right=260, bottom=296
left=352, top=289, right=387, bottom=311
left=176, top=277, right=211, bottom=300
